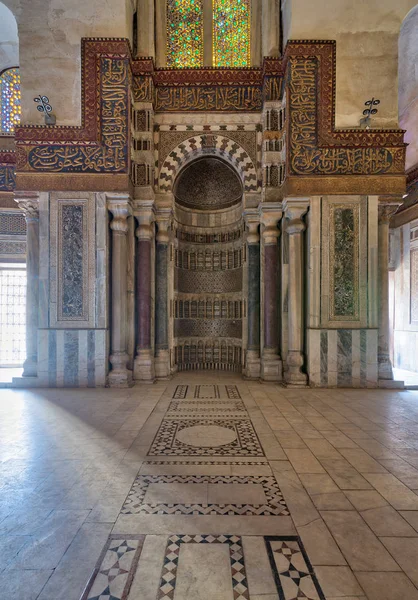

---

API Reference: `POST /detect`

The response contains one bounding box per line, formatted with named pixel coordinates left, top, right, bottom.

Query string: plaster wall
left=399, top=5, right=418, bottom=169
left=2, top=0, right=134, bottom=126
left=282, top=0, right=418, bottom=128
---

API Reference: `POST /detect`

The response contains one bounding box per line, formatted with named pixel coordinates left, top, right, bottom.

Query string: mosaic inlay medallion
left=148, top=418, right=264, bottom=457
left=121, top=474, right=290, bottom=516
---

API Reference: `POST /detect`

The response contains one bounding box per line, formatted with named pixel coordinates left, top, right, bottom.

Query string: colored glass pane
left=213, top=0, right=250, bottom=67
left=166, top=0, right=203, bottom=68
left=0, top=67, right=21, bottom=134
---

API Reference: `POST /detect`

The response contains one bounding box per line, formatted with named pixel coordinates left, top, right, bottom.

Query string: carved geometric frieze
left=176, top=267, right=243, bottom=294
left=321, top=196, right=367, bottom=327
left=50, top=194, right=96, bottom=328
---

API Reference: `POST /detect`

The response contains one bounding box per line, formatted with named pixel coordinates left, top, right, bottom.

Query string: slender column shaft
left=244, top=218, right=261, bottom=378
left=137, top=238, right=152, bottom=350
left=260, top=209, right=283, bottom=382
left=378, top=201, right=401, bottom=381
left=284, top=200, right=309, bottom=386
left=134, top=208, right=155, bottom=382
left=17, top=196, right=39, bottom=377
left=154, top=211, right=171, bottom=379
left=108, top=200, right=133, bottom=387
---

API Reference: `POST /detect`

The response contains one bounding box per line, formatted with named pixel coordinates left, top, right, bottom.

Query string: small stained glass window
left=166, top=0, right=204, bottom=68
left=0, top=67, right=21, bottom=134
left=213, top=0, right=251, bottom=67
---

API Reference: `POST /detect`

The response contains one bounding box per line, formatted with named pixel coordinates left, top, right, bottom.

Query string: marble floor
left=2, top=375, right=418, bottom=599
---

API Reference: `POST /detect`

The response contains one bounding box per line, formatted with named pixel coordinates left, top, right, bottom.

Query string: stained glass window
left=213, top=0, right=251, bottom=67
left=166, top=0, right=204, bottom=68
left=0, top=67, right=21, bottom=134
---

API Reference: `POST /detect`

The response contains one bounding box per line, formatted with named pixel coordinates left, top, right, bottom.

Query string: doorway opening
left=0, top=264, right=26, bottom=373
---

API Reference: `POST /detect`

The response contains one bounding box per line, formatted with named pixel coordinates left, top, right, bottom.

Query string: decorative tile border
left=265, top=536, right=326, bottom=600
left=167, top=399, right=246, bottom=419
left=173, top=384, right=188, bottom=399
left=80, top=534, right=144, bottom=600
left=148, top=418, right=264, bottom=457
left=226, top=384, right=241, bottom=399
left=121, top=474, right=289, bottom=516
left=158, top=534, right=249, bottom=600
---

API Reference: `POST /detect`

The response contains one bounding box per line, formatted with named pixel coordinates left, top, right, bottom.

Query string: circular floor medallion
left=176, top=425, right=237, bottom=448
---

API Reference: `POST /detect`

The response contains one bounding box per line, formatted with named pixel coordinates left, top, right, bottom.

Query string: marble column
left=134, top=207, right=155, bottom=382
left=284, top=199, right=309, bottom=387
left=155, top=210, right=171, bottom=379
left=378, top=200, right=402, bottom=383
left=108, top=199, right=133, bottom=387
left=245, top=216, right=261, bottom=379
left=16, top=193, right=39, bottom=378
left=261, top=207, right=283, bottom=381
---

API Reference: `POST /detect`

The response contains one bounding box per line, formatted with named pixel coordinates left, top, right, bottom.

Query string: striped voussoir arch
left=158, top=134, right=259, bottom=193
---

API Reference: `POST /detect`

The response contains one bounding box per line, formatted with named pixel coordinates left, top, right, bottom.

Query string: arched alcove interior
left=172, top=156, right=245, bottom=372
left=399, top=4, right=418, bottom=171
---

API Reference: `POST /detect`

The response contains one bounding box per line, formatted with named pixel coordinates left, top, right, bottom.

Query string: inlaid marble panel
left=148, top=418, right=264, bottom=456
left=50, top=194, right=96, bottom=328
left=121, top=474, right=289, bottom=516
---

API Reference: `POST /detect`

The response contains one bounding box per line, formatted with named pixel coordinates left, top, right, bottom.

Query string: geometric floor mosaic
left=147, top=418, right=265, bottom=457
left=80, top=535, right=144, bottom=600
left=167, top=399, right=247, bottom=419
left=172, top=384, right=241, bottom=399
left=158, top=534, right=249, bottom=600
left=265, top=536, right=326, bottom=600
left=120, top=474, right=290, bottom=515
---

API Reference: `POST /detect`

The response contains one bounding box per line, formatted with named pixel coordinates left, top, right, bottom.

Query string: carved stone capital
left=15, top=193, right=40, bottom=222
left=108, top=196, right=132, bottom=233
left=378, top=199, right=402, bottom=225
left=283, top=199, right=309, bottom=235
left=261, top=205, right=282, bottom=245
left=244, top=211, right=260, bottom=244
left=155, top=208, right=172, bottom=244
left=135, top=203, right=155, bottom=241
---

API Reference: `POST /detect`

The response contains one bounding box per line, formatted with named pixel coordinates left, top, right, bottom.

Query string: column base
left=134, top=349, right=155, bottom=383
left=244, top=350, right=261, bottom=379
left=261, top=349, right=283, bottom=382
left=22, top=357, right=37, bottom=378
left=285, top=351, right=308, bottom=387
left=378, top=379, right=405, bottom=389
left=155, top=349, right=171, bottom=380
left=12, top=376, right=42, bottom=388
left=378, top=354, right=394, bottom=381
left=108, top=352, right=134, bottom=388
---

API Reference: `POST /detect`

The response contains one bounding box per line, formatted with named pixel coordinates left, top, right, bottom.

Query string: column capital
left=108, top=197, right=132, bottom=233
left=283, top=198, right=309, bottom=235
left=378, top=198, right=402, bottom=224
left=15, top=192, right=39, bottom=221
left=155, top=208, right=173, bottom=244
left=135, top=201, right=155, bottom=241
left=260, top=204, right=282, bottom=245
left=244, top=210, right=260, bottom=244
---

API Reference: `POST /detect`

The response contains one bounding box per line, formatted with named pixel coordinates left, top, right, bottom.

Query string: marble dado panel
left=37, top=328, right=107, bottom=388
left=321, top=196, right=368, bottom=328
left=50, top=194, right=96, bottom=328
left=174, top=318, right=242, bottom=338
left=411, top=248, right=418, bottom=325
left=307, top=328, right=378, bottom=388
left=175, top=267, right=243, bottom=294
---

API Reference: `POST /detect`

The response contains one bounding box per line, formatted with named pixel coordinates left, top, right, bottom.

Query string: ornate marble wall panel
left=307, top=328, right=378, bottom=388
left=176, top=267, right=242, bottom=294
left=49, top=194, right=96, bottom=328
left=321, top=196, right=368, bottom=328
left=37, top=328, right=107, bottom=387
